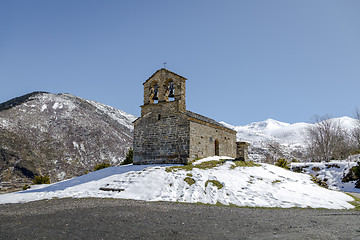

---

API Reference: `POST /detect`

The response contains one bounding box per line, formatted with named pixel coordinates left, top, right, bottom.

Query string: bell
left=152, top=84, right=159, bottom=100
left=168, top=89, right=174, bottom=98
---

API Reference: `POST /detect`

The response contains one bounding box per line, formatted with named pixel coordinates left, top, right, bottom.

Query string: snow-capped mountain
left=221, top=119, right=308, bottom=147
left=221, top=117, right=358, bottom=162
left=0, top=92, right=136, bottom=192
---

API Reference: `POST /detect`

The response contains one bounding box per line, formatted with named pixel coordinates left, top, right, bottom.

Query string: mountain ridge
left=222, top=116, right=357, bottom=144
left=221, top=116, right=358, bottom=162
left=0, top=92, right=136, bottom=192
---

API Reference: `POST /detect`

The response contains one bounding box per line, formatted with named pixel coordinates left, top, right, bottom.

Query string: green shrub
left=23, top=184, right=31, bottom=190
left=94, top=162, right=111, bottom=171
left=33, top=175, right=50, bottom=184
left=275, top=158, right=290, bottom=170
left=121, top=148, right=133, bottom=165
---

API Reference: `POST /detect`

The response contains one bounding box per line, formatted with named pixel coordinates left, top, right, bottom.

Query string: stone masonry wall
left=133, top=103, right=190, bottom=164
left=189, top=120, right=236, bottom=161
left=236, top=142, right=250, bottom=161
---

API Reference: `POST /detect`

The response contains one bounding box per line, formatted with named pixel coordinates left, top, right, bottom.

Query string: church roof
left=143, top=68, right=187, bottom=85
left=185, top=110, right=236, bottom=133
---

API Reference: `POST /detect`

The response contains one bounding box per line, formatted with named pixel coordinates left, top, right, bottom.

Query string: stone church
left=133, top=68, right=248, bottom=165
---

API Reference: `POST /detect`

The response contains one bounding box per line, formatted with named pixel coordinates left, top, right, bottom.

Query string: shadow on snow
left=20, top=164, right=160, bottom=193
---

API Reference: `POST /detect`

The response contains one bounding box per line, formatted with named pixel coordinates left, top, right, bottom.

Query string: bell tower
left=133, top=68, right=237, bottom=165
left=141, top=68, right=187, bottom=116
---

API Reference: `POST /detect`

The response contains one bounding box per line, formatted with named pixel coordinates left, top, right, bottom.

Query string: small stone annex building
left=133, top=69, right=248, bottom=165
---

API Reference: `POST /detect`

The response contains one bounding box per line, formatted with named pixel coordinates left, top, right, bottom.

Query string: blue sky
left=1, top=1, right=359, bottom=125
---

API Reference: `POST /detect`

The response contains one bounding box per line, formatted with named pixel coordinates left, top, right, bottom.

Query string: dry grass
left=184, top=177, right=196, bottom=186
left=166, top=160, right=225, bottom=172
left=346, top=193, right=360, bottom=211
left=230, top=160, right=260, bottom=169
left=205, top=180, right=223, bottom=190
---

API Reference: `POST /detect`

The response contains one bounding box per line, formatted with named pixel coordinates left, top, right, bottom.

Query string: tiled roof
left=185, top=110, right=235, bottom=132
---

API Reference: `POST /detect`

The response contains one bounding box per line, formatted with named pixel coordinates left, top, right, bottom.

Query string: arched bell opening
left=165, top=80, right=175, bottom=102
left=149, top=82, right=159, bottom=104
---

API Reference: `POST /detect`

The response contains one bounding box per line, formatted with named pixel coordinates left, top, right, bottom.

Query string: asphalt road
left=0, top=198, right=359, bottom=240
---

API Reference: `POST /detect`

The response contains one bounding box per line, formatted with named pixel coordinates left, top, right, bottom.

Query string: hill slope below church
left=0, top=157, right=354, bottom=209
left=0, top=92, right=136, bottom=192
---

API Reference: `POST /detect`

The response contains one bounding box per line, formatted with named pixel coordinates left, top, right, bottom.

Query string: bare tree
left=267, top=141, right=284, bottom=159
left=306, top=115, right=350, bottom=162
left=352, top=107, right=360, bottom=150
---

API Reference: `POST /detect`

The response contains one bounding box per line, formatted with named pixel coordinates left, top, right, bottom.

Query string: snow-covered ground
left=291, top=161, right=360, bottom=193
left=0, top=157, right=355, bottom=209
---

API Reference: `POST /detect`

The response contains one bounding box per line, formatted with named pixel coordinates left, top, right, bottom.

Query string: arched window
left=149, top=82, right=159, bottom=104
left=165, top=80, right=175, bottom=102
left=215, top=139, right=219, bottom=156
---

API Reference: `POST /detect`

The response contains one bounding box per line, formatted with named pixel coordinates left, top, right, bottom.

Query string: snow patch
left=57, top=172, right=66, bottom=180
left=85, top=99, right=137, bottom=131
left=73, top=142, right=85, bottom=152
left=34, top=93, right=76, bottom=112
left=80, top=143, right=85, bottom=152
left=52, top=102, right=63, bottom=109
left=291, top=161, right=360, bottom=193
left=41, top=104, right=47, bottom=112
left=0, top=118, right=12, bottom=128
left=192, top=156, right=234, bottom=165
